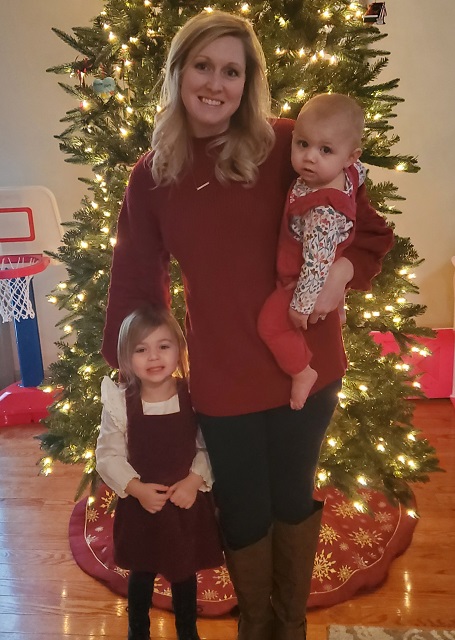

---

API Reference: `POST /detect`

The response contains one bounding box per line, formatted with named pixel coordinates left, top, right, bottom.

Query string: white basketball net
left=0, top=257, right=37, bottom=322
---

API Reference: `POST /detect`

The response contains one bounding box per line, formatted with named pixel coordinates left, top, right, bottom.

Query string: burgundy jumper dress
left=113, top=379, right=224, bottom=584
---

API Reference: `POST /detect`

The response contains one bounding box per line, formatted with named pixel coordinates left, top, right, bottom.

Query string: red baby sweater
left=102, top=118, right=394, bottom=416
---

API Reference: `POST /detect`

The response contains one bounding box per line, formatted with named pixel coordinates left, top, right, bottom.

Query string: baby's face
left=291, top=110, right=360, bottom=189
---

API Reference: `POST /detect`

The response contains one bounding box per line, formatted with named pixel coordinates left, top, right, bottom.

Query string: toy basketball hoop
left=0, top=254, right=50, bottom=323
left=0, top=193, right=62, bottom=427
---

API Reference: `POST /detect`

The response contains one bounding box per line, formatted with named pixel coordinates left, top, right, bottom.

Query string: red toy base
left=0, top=382, right=59, bottom=427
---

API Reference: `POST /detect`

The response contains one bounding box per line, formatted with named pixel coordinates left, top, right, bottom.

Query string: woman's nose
left=206, top=71, right=222, bottom=91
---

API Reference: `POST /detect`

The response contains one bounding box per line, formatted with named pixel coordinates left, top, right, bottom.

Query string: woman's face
left=180, top=35, right=247, bottom=138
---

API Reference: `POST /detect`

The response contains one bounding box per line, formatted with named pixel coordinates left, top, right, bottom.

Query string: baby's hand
left=289, top=308, right=310, bottom=330
left=168, top=473, right=203, bottom=509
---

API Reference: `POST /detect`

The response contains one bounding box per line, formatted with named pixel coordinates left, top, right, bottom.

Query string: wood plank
left=0, top=400, right=454, bottom=639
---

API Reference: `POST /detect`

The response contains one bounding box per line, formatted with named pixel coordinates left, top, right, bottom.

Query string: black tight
left=127, top=571, right=198, bottom=639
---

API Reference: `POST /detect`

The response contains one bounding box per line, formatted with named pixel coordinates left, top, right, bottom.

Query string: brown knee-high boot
left=272, top=501, right=323, bottom=640
left=224, top=529, right=275, bottom=640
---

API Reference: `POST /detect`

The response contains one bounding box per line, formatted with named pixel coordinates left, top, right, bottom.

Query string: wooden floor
left=0, top=399, right=454, bottom=639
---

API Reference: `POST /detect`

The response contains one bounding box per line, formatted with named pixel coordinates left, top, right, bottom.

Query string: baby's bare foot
left=290, top=367, right=318, bottom=410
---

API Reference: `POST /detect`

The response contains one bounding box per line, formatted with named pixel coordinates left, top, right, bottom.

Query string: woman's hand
left=308, top=257, right=353, bottom=324
left=167, top=472, right=204, bottom=509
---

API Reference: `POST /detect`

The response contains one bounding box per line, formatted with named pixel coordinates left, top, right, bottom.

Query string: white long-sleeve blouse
left=95, top=376, right=213, bottom=498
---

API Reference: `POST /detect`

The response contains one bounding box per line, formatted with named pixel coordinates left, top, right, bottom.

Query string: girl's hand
left=308, top=257, right=353, bottom=324
left=126, top=478, right=169, bottom=514
left=167, top=472, right=203, bottom=509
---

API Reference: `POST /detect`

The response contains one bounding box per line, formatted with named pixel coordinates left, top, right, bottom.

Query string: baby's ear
left=346, top=147, right=362, bottom=167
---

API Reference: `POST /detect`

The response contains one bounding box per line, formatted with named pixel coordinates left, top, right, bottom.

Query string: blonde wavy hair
left=151, top=10, right=275, bottom=186
left=117, top=305, right=189, bottom=393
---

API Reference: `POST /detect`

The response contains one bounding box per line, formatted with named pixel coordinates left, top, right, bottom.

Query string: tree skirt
left=69, top=484, right=417, bottom=616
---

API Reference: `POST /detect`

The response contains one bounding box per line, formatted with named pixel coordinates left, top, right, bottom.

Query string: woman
left=102, top=10, right=394, bottom=640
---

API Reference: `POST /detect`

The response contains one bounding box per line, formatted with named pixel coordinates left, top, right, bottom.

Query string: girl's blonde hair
left=151, top=10, right=275, bottom=186
left=117, top=306, right=189, bottom=392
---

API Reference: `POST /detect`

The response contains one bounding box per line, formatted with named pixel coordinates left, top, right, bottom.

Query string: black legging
left=198, top=379, right=341, bottom=550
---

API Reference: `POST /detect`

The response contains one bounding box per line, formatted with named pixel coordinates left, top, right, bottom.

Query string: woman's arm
left=308, top=184, right=393, bottom=322
left=342, top=182, right=394, bottom=290
left=101, top=156, right=171, bottom=368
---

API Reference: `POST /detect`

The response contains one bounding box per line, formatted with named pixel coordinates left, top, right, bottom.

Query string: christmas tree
left=37, top=0, right=441, bottom=509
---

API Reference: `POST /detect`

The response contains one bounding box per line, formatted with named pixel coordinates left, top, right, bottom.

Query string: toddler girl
left=96, top=305, right=223, bottom=640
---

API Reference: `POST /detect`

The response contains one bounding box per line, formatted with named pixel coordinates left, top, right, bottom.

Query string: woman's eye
left=226, top=67, right=240, bottom=78
left=195, top=62, right=208, bottom=71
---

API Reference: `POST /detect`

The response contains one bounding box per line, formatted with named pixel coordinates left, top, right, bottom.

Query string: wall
left=0, top=1, right=454, bottom=375
left=369, top=1, right=455, bottom=329
left=0, top=1, right=102, bottom=373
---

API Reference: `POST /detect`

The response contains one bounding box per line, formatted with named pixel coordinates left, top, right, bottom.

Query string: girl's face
left=131, top=325, right=180, bottom=389
left=180, top=35, right=247, bottom=138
